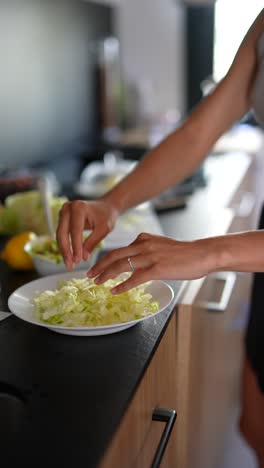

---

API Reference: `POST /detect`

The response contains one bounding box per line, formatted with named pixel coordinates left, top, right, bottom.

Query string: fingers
left=56, top=205, right=73, bottom=269
left=87, top=245, right=141, bottom=278
left=56, top=201, right=87, bottom=268
left=69, top=214, right=86, bottom=264
left=93, top=256, right=139, bottom=284
left=91, top=253, right=153, bottom=288
left=90, top=251, right=154, bottom=294
left=111, top=268, right=153, bottom=295
left=82, top=227, right=109, bottom=261
left=88, top=233, right=151, bottom=276
left=56, top=199, right=116, bottom=267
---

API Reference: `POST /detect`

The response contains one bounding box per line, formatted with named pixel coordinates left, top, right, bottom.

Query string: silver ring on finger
left=127, top=256, right=135, bottom=272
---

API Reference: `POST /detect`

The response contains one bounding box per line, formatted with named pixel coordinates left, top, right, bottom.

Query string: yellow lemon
left=0, top=232, right=36, bottom=270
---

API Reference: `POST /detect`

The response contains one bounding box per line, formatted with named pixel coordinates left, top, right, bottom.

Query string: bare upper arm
left=184, top=9, right=264, bottom=148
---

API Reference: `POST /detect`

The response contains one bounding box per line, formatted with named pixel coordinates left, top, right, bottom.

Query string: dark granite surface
left=0, top=236, right=182, bottom=468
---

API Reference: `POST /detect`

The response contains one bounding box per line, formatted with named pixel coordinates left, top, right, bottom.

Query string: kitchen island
left=0, top=255, right=182, bottom=468
left=0, top=149, right=263, bottom=468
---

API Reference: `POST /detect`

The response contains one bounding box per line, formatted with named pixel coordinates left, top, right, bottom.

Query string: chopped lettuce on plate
left=33, top=277, right=159, bottom=327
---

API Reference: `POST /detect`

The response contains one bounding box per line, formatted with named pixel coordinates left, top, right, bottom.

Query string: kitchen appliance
left=75, top=151, right=136, bottom=198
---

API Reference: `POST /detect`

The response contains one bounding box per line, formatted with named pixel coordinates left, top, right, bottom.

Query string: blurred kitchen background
left=1, top=3, right=264, bottom=467
left=0, top=0, right=263, bottom=203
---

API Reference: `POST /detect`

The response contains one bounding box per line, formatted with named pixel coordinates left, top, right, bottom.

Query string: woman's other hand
left=87, top=233, right=216, bottom=294
left=56, top=199, right=119, bottom=269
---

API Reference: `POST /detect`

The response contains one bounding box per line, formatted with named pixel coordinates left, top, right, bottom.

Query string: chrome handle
left=151, top=407, right=177, bottom=468
left=197, top=272, right=236, bottom=312
left=235, top=192, right=255, bottom=218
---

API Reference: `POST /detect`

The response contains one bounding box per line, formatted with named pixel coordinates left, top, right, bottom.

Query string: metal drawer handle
left=197, top=272, right=236, bottom=312
left=151, top=407, right=177, bottom=468
left=235, top=192, right=255, bottom=218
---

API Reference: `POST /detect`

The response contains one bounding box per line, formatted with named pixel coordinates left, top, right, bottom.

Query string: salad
left=33, top=277, right=159, bottom=327
left=0, top=191, right=67, bottom=235
left=30, top=235, right=102, bottom=264
left=31, top=238, right=65, bottom=263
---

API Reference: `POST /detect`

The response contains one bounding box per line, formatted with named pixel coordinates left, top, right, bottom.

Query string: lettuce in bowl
left=24, top=234, right=103, bottom=276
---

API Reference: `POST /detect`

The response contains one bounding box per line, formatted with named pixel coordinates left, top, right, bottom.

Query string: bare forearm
left=102, top=75, right=250, bottom=215
left=102, top=124, right=215, bottom=214
left=89, top=229, right=264, bottom=294
left=101, top=11, right=264, bottom=216
left=204, top=230, right=264, bottom=274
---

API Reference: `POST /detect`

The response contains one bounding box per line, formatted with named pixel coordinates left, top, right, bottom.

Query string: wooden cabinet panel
left=176, top=269, right=250, bottom=468
left=174, top=154, right=261, bottom=468
left=99, top=313, right=178, bottom=468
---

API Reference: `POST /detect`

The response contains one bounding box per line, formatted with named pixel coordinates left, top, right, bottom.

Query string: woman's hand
left=56, top=199, right=119, bottom=269
left=87, top=232, right=216, bottom=294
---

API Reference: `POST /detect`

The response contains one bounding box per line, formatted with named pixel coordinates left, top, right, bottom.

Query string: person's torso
left=251, top=31, right=264, bottom=124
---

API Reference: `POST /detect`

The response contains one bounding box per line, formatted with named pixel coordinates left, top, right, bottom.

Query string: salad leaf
left=0, top=191, right=67, bottom=235
left=31, top=238, right=64, bottom=263
left=30, top=235, right=102, bottom=264
left=33, top=277, right=159, bottom=327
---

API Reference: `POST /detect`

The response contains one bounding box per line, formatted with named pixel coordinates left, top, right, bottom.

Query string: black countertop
left=0, top=151, right=252, bottom=467
left=0, top=242, right=182, bottom=468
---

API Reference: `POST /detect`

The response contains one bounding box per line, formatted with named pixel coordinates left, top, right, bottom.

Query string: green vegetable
left=31, top=235, right=102, bottom=264
left=31, top=238, right=64, bottom=263
left=33, top=277, right=159, bottom=327
left=0, top=191, right=67, bottom=235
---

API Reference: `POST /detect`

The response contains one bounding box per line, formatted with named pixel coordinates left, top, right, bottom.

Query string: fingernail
left=111, top=288, right=117, bottom=294
left=73, top=255, right=79, bottom=263
left=94, top=277, right=100, bottom=284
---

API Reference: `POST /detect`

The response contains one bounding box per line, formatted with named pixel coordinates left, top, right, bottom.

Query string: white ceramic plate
left=8, top=270, right=174, bottom=336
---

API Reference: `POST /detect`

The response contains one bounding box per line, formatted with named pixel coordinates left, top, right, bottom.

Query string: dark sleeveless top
left=245, top=31, right=264, bottom=391
left=252, top=32, right=264, bottom=123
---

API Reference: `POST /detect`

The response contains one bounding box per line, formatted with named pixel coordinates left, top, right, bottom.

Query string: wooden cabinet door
left=176, top=267, right=251, bottom=468
left=175, top=152, right=263, bottom=468
left=99, top=313, right=178, bottom=468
